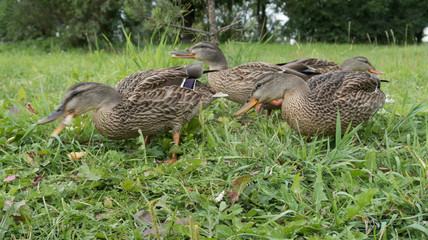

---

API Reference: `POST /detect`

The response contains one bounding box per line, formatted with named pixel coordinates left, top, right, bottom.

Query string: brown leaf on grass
left=12, top=215, right=27, bottom=222
left=25, top=102, right=37, bottom=114
left=378, top=167, right=390, bottom=172
left=9, top=106, right=19, bottom=115
left=226, top=171, right=260, bottom=204
left=28, top=151, right=46, bottom=158
left=4, top=174, right=19, bottom=182
left=69, top=152, right=85, bottom=161
left=30, top=175, right=44, bottom=188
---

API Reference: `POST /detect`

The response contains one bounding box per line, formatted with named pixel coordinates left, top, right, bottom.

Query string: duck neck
left=206, top=53, right=229, bottom=70
left=91, top=91, right=123, bottom=138
left=97, top=89, right=122, bottom=114
left=282, top=78, right=310, bottom=101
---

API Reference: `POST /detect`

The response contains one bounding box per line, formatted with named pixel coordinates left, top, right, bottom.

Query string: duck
left=256, top=56, right=385, bottom=115
left=279, top=56, right=384, bottom=76
left=37, top=62, right=223, bottom=163
left=234, top=71, right=386, bottom=136
left=171, top=41, right=285, bottom=105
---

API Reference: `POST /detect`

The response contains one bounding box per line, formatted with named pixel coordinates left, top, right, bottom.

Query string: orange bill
left=234, top=97, right=259, bottom=117
left=369, top=67, right=385, bottom=75
left=171, top=50, right=195, bottom=59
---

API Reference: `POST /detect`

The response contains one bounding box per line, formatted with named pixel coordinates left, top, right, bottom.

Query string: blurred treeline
left=0, top=0, right=426, bottom=48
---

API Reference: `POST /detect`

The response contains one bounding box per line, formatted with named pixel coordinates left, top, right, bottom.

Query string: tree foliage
left=282, top=0, right=428, bottom=44
left=0, top=0, right=123, bottom=46
left=0, top=0, right=426, bottom=46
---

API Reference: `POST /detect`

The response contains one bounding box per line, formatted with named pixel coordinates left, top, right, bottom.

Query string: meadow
left=0, top=39, right=427, bottom=239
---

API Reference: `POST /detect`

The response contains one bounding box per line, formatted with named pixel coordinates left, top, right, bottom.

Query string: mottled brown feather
left=172, top=42, right=285, bottom=105
left=53, top=65, right=216, bottom=140
left=243, top=71, right=386, bottom=136
left=207, top=62, right=284, bottom=104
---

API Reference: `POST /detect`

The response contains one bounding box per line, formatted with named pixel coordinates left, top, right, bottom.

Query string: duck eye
left=72, top=91, right=81, bottom=97
left=255, top=83, right=262, bottom=89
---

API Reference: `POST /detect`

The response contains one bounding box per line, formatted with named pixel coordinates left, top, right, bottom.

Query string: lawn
left=0, top=40, right=427, bottom=239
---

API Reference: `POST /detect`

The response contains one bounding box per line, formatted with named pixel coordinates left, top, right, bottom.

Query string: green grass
left=0, top=40, right=427, bottom=239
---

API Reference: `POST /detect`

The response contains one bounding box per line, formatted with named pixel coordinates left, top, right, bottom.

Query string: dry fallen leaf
left=28, top=151, right=46, bottom=158
left=69, top=152, right=86, bottom=161
left=30, top=175, right=44, bottom=188
left=4, top=174, right=19, bottom=182
left=226, top=171, right=260, bottom=204
left=378, top=167, right=390, bottom=172
left=9, top=106, right=19, bottom=115
left=25, top=102, right=37, bottom=114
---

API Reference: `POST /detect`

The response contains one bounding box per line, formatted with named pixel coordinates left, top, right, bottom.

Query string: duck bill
left=234, top=98, right=260, bottom=117
left=37, top=105, right=75, bottom=137
left=171, top=50, right=195, bottom=59
left=37, top=105, right=67, bottom=124
left=369, top=67, right=385, bottom=75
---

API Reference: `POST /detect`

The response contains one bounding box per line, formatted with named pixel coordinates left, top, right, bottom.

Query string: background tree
left=122, top=0, right=156, bottom=43
left=146, top=0, right=243, bottom=44
left=0, top=0, right=123, bottom=46
left=1, top=0, right=426, bottom=46
left=282, top=0, right=428, bottom=44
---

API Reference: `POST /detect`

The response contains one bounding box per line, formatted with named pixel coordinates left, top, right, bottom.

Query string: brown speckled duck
left=279, top=56, right=384, bottom=76
left=37, top=62, right=222, bottom=163
left=171, top=41, right=284, bottom=104
left=234, top=71, right=386, bottom=136
left=257, top=56, right=385, bottom=115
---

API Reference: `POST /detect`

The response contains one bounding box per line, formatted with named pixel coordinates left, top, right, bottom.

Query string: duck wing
left=126, top=85, right=212, bottom=132
left=280, top=58, right=339, bottom=75
left=308, top=71, right=386, bottom=119
left=115, top=66, right=189, bottom=98
left=210, top=62, right=283, bottom=104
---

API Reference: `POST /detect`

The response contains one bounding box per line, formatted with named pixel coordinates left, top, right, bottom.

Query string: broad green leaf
left=78, top=164, right=103, bottom=181
left=291, top=173, right=301, bottom=195
left=355, top=188, right=378, bottom=207
left=19, top=204, right=32, bottom=222
left=402, top=223, right=428, bottom=236
left=169, top=144, right=183, bottom=154
left=215, top=224, right=234, bottom=237
left=344, top=188, right=378, bottom=220
left=364, top=149, right=377, bottom=171
left=121, top=180, right=135, bottom=191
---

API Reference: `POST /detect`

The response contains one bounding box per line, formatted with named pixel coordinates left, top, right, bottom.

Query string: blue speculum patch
left=181, top=78, right=196, bottom=89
